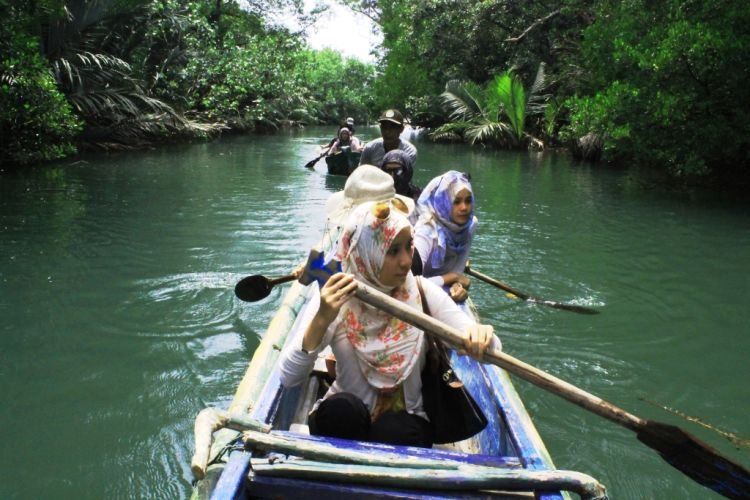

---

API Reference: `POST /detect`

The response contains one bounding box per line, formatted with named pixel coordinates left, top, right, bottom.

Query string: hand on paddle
left=317, top=272, right=357, bottom=324
left=458, top=324, right=496, bottom=361
left=444, top=272, right=471, bottom=302
left=449, top=282, right=469, bottom=302
left=302, top=272, right=357, bottom=352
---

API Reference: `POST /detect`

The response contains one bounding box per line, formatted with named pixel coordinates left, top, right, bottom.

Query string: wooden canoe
left=190, top=272, right=606, bottom=499
left=325, top=148, right=362, bottom=176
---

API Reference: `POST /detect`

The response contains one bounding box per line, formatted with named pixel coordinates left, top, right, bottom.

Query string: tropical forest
left=2, top=0, right=749, bottom=191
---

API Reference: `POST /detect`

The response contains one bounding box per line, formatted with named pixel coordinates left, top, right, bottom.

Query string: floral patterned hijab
left=335, top=201, right=424, bottom=389
left=415, top=170, right=478, bottom=269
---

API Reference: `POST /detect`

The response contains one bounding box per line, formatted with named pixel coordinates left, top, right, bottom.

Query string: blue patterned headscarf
left=415, top=171, right=477, bottom=268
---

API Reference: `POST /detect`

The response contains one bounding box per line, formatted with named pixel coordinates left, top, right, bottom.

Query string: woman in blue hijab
left=413, top=171, right=477, bottom=302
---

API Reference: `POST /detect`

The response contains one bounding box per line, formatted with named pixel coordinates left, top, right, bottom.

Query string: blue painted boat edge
left=247, top=473, right=512, bottom=499
left=452, top=301, right=568, bottom=500
left=209, top=451, right=251, bottom=500
left=484, top=365, right=567, bottom=500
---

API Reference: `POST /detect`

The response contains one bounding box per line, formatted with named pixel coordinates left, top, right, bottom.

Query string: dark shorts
left=308, top=392, right=433, bottom=448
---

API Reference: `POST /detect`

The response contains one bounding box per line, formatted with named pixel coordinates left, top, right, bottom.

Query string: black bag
left=417, top=280, right=488, bottom=444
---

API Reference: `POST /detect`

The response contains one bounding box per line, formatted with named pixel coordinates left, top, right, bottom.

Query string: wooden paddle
left=465, top=265, right=599, bottom=315
left=347, top=279, right=748, bottom=498
left=234, top=274, right=297, bottom=302
left=303, top=147, right=330, bottom=169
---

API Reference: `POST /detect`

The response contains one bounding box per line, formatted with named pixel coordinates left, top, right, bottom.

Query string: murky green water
left=1, top=127, right=748, bottom=499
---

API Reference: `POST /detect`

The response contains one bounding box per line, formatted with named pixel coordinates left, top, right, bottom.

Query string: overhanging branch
left=505, top=9, right=561, bottom=43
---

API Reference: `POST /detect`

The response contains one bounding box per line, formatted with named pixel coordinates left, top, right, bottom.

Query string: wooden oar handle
left=269, top=274, right=298, bottom=286
left=465, top=266, right=599, bottom=314
left=465, top=267, right=529, bottom=300
left=354, top=281, right=641, bottom=432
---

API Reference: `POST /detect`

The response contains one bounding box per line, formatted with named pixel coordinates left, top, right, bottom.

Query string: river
left=1, top=127, right=748, bottom=499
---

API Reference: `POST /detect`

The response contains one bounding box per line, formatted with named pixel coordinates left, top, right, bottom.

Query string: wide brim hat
left=326, top=165, right=415, bottom=226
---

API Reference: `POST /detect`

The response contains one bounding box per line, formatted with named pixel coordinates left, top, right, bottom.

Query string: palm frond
left=441, top=80, right=484, bottom=122
left=465, top=120, right=512, bottom=145
left=492, top=71, right=526, bottom=143
left=429, top=121, right=470, bottom=142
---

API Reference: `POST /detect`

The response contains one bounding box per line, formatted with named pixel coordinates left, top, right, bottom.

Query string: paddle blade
left=537, top=299, right=600, bottom=315
left=637, top=420, right=750, bottom=498
left=303, top=157, right=318, bottom=169
left=234, top=275, right=272, bottom=302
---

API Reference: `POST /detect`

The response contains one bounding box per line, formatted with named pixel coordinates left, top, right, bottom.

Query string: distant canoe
left=325, top=148, right=361, bottom=176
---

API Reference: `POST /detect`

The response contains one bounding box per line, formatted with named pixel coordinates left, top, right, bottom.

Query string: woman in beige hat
left=325, top=164, right=414, bottom=229
left=291, top=165, right=417, bottom=280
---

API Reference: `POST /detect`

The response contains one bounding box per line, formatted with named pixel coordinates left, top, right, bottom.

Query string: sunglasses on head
left=371, top=199, right=409, bottom=220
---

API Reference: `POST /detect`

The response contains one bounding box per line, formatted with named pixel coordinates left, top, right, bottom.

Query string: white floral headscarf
left=335, top=201, right=424, bottom=389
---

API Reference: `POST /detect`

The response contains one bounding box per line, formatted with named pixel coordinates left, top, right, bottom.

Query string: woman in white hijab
left=280, top=200, right=498, bottom=447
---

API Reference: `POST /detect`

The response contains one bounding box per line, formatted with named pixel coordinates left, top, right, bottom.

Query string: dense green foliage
left=300, top=49, right=377, bottom=126
left=1, top=0, right=375, bottom=166
left=351, top=0, right=587, bottom=125
left=1, top=5, right=82, bottom=164
left=355, top=0, right=749, bottom=186
left=3, top=0, right=748, bottom=187
left=564, top=0, right=750, bottom=182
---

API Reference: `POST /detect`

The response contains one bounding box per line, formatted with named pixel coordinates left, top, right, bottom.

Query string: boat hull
left=325, top=149, right=361, bottom=176
left=192, top=280, right=604, bottom=499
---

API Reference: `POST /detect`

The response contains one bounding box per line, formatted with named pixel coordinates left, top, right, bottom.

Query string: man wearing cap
left=359, top=109, right=418, bottom=168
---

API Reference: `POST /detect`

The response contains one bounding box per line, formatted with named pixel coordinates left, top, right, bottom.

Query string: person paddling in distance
left=359, top=109, right=417, bottom=168
left=324, top=117, right=357, bottom=148
left=327, top=126, right=362, bottom=156
left=279, top=201, right=498, bottom=447
left=414, top=171, right=477, bottom=303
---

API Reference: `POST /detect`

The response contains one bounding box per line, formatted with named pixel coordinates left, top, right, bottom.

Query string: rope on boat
left=207, top=436, right=245, bottom=467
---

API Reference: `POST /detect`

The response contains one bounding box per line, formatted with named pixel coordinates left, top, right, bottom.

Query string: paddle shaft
left=465, top=267, right=529, bottom=299
left=355, top=280, right=750, bottom=496
left=465, top=267, right=599, bottom=315
left=269, top=274, right=297, bottom=286
left=355, top=281, right=642, bottom=431
left=304, top=147, right=330, bottom=168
